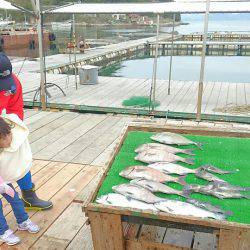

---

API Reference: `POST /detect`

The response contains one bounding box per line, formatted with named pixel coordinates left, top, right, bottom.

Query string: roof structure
left=50, top=1, right=250, bottom=14
left=0, top=0, right=19, bottom=10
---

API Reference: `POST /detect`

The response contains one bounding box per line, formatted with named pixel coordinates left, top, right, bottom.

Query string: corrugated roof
left=50, top=1, right=250, bottom=14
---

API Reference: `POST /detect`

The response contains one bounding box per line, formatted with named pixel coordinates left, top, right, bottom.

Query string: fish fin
left=183, top=158, right=195, bottom=165
left=182, top=149, right=195, bottom=156
left=178, top=175, right=187, bottom=185
left=225, top=210, right=233, bottom=216
left=196, top=142, right=203, bottom=150
left=244, top=194, right=250, bottom=199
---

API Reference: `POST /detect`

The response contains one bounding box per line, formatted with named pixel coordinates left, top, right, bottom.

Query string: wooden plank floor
left=22, top=76, right=250, bottom=117
left=0, top=159, right=103, bottom=249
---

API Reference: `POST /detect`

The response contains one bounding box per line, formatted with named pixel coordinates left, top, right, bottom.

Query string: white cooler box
left=78, top=65, right=99, bottom=85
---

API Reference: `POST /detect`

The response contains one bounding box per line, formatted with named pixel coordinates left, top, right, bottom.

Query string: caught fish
left=195, top=168, right=227, bottom=183
left=148, top=162, right=197, bottom=175
left=135, top=149, right=194, bottom=165
left=96, top=193, right=158, bottom=211
left=186, top=198, right=233, bottom=216
left=120, top=166, right=186, bottom=185
left=151, top=132, right=202, bottom=149
left=185, top=184, right=250, bottom=199
left=201, top=164, right=238, bottom=175
left=112, top=183, right=165, bottom=203
left=155, top=200, right=225, bottom=220
left=210, top=181, right=250, bottom=192
left=135, top=143, right=194, bottom=155
left=130, top=179, right=189, bottom=198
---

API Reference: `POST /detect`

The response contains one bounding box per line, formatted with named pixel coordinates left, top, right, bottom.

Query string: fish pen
left=84, top=123, right=250, bottom=250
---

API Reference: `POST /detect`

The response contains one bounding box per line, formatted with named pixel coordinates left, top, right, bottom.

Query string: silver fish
left=148, top=162, right=197, bottom=175
left=120, top=166, right=186, bottom=185
left=186, top=198, right=233, bottom=216
left=135, top=143, right=194, bottom=155
left=195, top=168, right=227, bottom=183
left=130, top=178, right=189, bottom=198
left=201, top=164, right=238, bottom=175
left=96, top=193, right=158, bottom=211
left=151, top=132, right=202, bottom=149
left=185, top=184, right=250, bottom=199
left=135, top=149, right=194, bottom=165
left=112, top=183, right=165, bottom=204
left=210, top=181, right=250, bottom=192
left=155, top=200, right=225, bottom=220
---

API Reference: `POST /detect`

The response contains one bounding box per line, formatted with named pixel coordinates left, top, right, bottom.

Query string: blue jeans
left=0, top=184, right=28, bottom=235
left=17, top=171, right=33, bottom=191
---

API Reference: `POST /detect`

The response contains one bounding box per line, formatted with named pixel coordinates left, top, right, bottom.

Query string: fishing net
left=96, top=131, right=250, bottom=225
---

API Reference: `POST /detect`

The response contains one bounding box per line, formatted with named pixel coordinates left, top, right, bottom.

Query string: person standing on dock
left=0, top=53, right=53, bottom=210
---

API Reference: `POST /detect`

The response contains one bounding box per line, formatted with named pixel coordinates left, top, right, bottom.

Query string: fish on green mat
left=120, top=166, right=187, bottom=185
left=147, top=162, right=236, bottom=176
left=151, top=132, right=203, bottom=149
left=186, top=198, right=233, bottom=216
left=184, top=184, right=250, bottom=199
left=210, top=181, right=250, bottom=192
left=195, top=168, right=228, bottom=183
left=96, top=193, right=158, bottom=211
left=154, top=200, right=226, bottom=220
left=135, top=149, right=194, bottom=165
left=135, top=143, right=195, bottom=155
left=130, top=178, right=189, bottom=198
left=112, top=183, right=165, bottom=204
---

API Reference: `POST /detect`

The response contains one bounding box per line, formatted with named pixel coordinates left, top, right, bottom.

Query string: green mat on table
left=122, top=96, right=160, bottom=108
left=96, top=131, right=250, bottom=225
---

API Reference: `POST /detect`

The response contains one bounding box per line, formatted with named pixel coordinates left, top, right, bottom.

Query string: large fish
left=96, top=193, right=158, bottom=211
left=210, top=181, right=250, bottom=192
left=135, top=143, right=194, bottom=156
left=120, top=166, right=186, bottom=185
left=151, top=132, right=202, bottom=149
left=185, top=184, right=250, bottom=199
left=195, top=168, right=227, bottom=183
left=186, top=198, right=233, bottom=216
left=201, top=164, right=238, bottom=175
left=112, top=183, right=165, bottom=203
left=135, top=149, right=194, bottom=165
left=130, top=178, right=189, bottom=198
left=155, top=200, right=225, bottom=220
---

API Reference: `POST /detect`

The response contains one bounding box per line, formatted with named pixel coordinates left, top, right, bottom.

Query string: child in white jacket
left=0, top=113, right=39, bottom=245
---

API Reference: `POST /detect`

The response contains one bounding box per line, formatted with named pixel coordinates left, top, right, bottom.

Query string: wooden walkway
left=1, top=110, right=249, bottom=249
left=22, top=76, right=250, bottom=117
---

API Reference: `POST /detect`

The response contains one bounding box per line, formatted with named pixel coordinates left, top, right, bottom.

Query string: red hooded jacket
left=0, top=73, right=24, bottom=120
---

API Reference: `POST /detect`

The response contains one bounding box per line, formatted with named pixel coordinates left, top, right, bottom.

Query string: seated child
left=0, top=113, right=39, bottom=245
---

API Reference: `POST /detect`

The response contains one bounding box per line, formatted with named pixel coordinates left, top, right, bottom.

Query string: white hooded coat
left=0, top=113, right=32, bottom=183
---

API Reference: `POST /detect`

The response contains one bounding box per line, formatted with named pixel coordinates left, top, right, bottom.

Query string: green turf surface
left=96, top=131, right=250, bottom=225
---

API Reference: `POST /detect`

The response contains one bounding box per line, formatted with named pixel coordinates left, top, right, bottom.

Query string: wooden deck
left=1, top=110, right=249, bottom=249
left=22, top=76, right=250, bottom=117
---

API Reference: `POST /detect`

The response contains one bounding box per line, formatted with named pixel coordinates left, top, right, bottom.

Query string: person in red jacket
left=0, top=53, right=52, bottom=210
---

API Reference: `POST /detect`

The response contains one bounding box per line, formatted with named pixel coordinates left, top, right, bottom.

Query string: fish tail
left=182, top=188, right=191, bottom=198
left=201, top=164, right=237, bottom=174
left=178, top=175, right=187, bottom=185
left=183, top=158, right=195, bottom=165
left=196, top=142, right=203, bottom=150
left=242, top=187, right=250, bottom=191
left=244, top=194, right=250, bottom=199
left=182, top=149, right=195, bottom=156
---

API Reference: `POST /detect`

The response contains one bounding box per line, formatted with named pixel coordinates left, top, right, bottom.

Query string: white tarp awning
left=50, top=1, right=250, bottom=14
left=0, top=0, right=19, bottom=10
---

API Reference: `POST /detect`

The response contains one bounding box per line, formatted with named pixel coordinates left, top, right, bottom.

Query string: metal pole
left=72, top=14, right=78, bottom=89
left=151, top=14, right=160, bottom=113
left=196, top=0, right=210, bottom=121
left=167, top=13, right=175, bottom=95
left=36, top=0, right=46, bottom=110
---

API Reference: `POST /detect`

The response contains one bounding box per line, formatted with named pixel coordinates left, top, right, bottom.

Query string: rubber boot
left=21, top=185, right=53, bottom=211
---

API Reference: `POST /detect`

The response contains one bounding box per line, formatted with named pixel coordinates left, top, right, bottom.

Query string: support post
left=196, top=0, right=210, bottom=121
left=72, top=14, right=78, bottom=89
left=36, top=0, right=46, bottom=111
left=167, top=13, right=175, bottom=95
left=150, top=14, right=160, bottom=113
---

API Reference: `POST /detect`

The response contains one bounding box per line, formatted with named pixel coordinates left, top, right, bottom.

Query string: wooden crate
left=84, top=124, right=250, bottom=250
